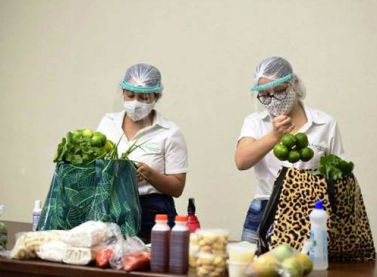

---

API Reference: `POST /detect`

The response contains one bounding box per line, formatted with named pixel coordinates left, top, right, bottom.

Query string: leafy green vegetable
left=53, top=129, right=143, bottom=165
left=54, top=129, right=118, bottom=164
left=310, top=154, right=354, bottom=180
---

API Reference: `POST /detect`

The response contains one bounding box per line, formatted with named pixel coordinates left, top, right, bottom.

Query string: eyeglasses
left=256, top=86, right=290, bottom=105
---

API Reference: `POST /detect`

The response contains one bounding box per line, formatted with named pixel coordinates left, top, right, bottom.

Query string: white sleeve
left=164, top=128, right=189, bottom=174
left=238, top=115, right=260, bottom=142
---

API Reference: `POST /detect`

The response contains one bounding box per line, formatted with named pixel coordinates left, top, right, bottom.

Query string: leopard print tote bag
left=256, top=166, right=375, bottom=262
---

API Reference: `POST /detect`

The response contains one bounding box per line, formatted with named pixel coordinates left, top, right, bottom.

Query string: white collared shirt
left=97, top=110, right=189, bottom=195
left=238, top=103, right=346, bottom=200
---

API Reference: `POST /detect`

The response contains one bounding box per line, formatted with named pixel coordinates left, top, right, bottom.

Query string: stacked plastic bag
left=8, top=220, right=151, bottom=271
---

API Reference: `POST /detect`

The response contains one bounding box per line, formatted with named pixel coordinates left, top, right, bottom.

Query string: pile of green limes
left=273, top=133, right=314, bottom=163
left=53, top=129, right=117, bottom=164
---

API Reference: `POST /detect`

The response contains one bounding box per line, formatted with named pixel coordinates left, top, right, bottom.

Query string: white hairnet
left=121, top=63, right=164, bottom=94
left=253, top=57, right=306, bottom=100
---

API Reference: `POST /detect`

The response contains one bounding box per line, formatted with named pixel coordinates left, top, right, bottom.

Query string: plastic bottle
left=151, top=214, right=170, bottom=272
left=32, top=200, right=42, bottom=231
left=309, top=200, right=328, bottom=270
left=187, top=198, right=201, bottom=233
left=169, top=215, right=190, bottom=274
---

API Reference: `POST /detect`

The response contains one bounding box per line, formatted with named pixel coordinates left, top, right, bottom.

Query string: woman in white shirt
left=235, top=57, right=345, bottom=243
left=97, top=63, right=189, bottom=242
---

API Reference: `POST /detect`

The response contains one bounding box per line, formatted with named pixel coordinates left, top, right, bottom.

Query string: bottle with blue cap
left=309, top=200, right=328, bottom=270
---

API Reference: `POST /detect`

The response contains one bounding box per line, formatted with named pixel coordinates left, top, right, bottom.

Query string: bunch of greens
left=310, top=154, right=354, bottom=180
left=0, top=205, right=7, bottom=251
left=54, top=129, right=117, bottom=164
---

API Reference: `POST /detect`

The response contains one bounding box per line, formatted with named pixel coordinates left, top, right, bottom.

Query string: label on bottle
left=309, top=228, right=328, bottom=270
left=32, top=212, right=40, bottom=231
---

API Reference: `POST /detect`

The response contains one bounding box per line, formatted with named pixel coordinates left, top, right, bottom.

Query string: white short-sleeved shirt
left=97, top=110, right=189, bottom=195
left=238, top=103, right=345, bottom=200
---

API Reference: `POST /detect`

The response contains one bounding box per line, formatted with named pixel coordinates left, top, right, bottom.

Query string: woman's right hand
left=272, top=115, right=295, bottom=140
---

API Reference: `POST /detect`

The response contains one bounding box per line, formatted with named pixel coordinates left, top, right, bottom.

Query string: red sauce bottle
left=187, top=198, right=201, bottom=233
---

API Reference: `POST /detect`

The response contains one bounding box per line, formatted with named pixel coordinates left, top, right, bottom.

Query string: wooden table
left=0, top=221, right=376, bottom=277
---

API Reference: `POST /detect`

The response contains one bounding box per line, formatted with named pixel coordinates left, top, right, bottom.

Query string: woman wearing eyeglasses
left=235, top=56, right=345, bottom=243
left=97, top=63, right=189, bottom=242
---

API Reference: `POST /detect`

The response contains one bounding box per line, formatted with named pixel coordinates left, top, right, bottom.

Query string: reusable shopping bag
left=257, top=166, right=375, bottom=262
left=37, top=160, right=141, bottom=236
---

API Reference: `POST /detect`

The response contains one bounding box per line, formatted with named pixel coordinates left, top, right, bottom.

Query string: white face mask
left=265, top=90, right=296, bottom=117
left=123, top=100, right=155, bottom=121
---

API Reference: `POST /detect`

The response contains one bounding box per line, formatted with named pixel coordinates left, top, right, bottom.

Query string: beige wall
left=1, top=0, right=376, bottom=241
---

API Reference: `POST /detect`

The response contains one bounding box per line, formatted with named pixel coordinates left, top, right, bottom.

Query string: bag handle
left=256, top=166, right=288, bottom=255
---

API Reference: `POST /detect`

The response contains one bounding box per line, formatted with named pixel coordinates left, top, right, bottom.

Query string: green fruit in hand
left=281, top=134, right=297, bottom=150
left=82, top=129, right=93, bottom=138
left=295, top=133, right=309, bottom=149
left=274, top=144, right=289, bottom=161
left=288, top=150, right=300, bottom=163
left=300, top=147, right=314, bottom=162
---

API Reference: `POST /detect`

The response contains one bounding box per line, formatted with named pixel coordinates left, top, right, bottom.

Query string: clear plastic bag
left=123, top=235, right=150, bottom=272
left=10, top=230, right=66, bottom=259
left=94, top=223, right=125, bottom=269
left=62, top=221, right=108, bottom=248
left=246, top=243, right=313, bottom=277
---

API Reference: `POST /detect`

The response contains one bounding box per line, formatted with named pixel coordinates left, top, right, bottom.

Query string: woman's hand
left=135, top=161, right=186, bottom=197
left=272, top=115, right=295, bottom=140
left=136, top=162, right=152, bottom=182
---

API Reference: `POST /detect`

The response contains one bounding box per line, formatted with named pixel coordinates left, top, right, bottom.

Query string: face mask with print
left=123, top=100, right=155, bottom=121
left=265, top=90, right=296, bottom=117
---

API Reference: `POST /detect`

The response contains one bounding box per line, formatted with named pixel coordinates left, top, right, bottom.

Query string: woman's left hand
left=136, top=162, right=153, bottom=182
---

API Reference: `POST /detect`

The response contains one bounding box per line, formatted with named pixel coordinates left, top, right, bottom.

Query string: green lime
left=300, top=147, right=314, bottom=162
left=72, top=130, right=83, bottom=139
left=295, top=133, right=309, bottom=149
left=281, top=134, right=297, bottom=150
left=82, top=129, right=93, bottom=138
left=104, top=140, right=115, bottom=152
left=274, top=144, right=289, bottom=161
left=288, top=150, right=301, bottom=163
left=91, top=135, right=103, bottom=147
left=93, top=132, right=107, bottom=146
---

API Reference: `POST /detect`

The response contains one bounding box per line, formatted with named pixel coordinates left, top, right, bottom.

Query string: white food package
left=63, top=246, right=94, bottom=265
left=37, top=241, right=69, bottom=262
left=62, top=221, right=107, bottom=248
left=10, top=230, right=67, bottom=259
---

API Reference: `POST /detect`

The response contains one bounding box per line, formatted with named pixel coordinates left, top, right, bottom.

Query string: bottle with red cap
left=151, top=214, right=170, bottom=272
left=169, top=215, right=190, bottom=274
left=187, top=198, right=201, bottom=233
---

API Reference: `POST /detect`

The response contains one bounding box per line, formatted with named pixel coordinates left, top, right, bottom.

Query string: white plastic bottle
left=309, top=200, right=328, bottom=270
left=32, top=200, right=42, bottom=231
left=169, top=215, right=190, bottom=274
